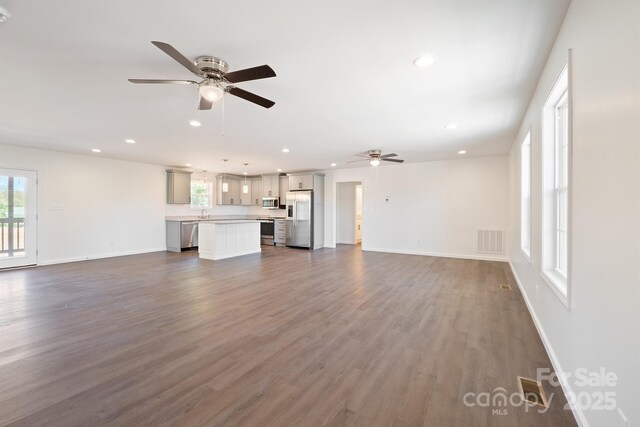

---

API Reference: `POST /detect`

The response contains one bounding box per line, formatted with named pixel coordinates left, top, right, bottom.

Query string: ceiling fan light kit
left=129, top=41, right=276, bottom=110
left=199, top=84, right=224, bottom=102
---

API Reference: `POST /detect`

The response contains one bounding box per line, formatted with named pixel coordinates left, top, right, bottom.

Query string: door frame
left=0, top=168, right=38, bottom=269
left=333, top=179, right=364, bottom=248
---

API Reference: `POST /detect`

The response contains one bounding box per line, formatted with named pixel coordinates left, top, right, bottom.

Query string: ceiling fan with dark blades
left=128, top=41, right=276, bottom=110
left=348, top=150, right=405, bottom=166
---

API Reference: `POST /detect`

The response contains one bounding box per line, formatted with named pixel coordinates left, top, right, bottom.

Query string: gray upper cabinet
left=261, top=174, right=280, bottom=198
left=240, top=179, right=252, bottom=205
left=288, top=174, right=314, bottom=191
left=166, top=170, right=192, bottom=204
left=251, top=178, right=262, bottom=206
left=216, top=176, right=241, bottom=205
left=279, top=176, right=289, bottom=206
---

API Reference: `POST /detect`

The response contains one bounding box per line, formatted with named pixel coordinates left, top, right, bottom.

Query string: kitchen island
left=198, top=220, right=261, bottom=260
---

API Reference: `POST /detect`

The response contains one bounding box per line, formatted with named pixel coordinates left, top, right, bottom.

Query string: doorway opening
left=336, top=181, right=363, bottom=248
left=0, top=169, right=38, bottom=269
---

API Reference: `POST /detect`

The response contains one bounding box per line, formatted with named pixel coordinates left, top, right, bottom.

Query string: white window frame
left=189, top=178, right=213, bottom=209
left=520, top=129, right=532, bottom=261
left=541, top=56, right=572, bottom=308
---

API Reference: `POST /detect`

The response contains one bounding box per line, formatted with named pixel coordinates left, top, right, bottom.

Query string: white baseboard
left=508, top=261, right=588, bottom=427
left=38, top=247, right=167, bottom=266
left=363, top=247, right=508, bottom=262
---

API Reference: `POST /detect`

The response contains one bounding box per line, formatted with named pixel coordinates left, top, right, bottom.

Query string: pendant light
left=242, top=163, right=249, bottom=194
left=222, top=159, right=229, bottom=192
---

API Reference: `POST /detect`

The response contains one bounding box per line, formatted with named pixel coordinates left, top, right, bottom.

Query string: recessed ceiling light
left=0, top=6, right=10, bottom=23
left=458, top=150, right=467, bottom=155
left=125, top=139, right=136, bottom=144
left=185, top=163, right=192, bottom=167
left=91, top=148, right=101, bottom=153
left=330, top=163, right=337, bottom=167
left=282, top=148, right=290, bottom=153
left=276, top=168, right=283, bottom=172
left=445, top=123, right=458, bottom=130
left=413, top=54, right=436, bottom=68
left=189, top=120, right=202, bottom=127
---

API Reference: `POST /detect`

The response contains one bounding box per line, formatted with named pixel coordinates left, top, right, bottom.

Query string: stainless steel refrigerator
left=285, top=190, right=313, bottom=249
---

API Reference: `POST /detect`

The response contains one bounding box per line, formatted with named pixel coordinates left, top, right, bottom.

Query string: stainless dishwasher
left=166, top=220, right=199, bottom=252
left=180, top=222, right=198, bottom=249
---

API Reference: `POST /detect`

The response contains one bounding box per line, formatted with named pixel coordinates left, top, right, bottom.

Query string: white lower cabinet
left=199, top=221, right=261, bottom=260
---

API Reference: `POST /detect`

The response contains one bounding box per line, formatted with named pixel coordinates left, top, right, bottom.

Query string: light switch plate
left=52, top=204, right=64, bottom=210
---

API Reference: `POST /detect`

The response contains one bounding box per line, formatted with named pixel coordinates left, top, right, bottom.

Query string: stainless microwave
left=262, top=197, right=279, bottom=209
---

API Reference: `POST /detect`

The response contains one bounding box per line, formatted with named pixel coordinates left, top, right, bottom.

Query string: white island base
left=198, top=221, right=261, bottom=260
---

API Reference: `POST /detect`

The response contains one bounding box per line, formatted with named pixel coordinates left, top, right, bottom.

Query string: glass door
left=0, top=169, right=37, bottom=268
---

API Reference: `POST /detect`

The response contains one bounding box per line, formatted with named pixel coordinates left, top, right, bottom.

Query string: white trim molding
left=38, top=247, right=167, bottom=266
left=509, top=262, right=587, bottom=427
left=364, top=247, right=508, bottom=262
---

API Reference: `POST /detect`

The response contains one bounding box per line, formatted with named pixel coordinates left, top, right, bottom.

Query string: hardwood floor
left=0, top=246, right=576, bottom=426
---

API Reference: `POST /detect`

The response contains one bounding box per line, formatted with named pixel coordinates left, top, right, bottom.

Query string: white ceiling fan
left=128, top=41, right=276, bottom=110
left=348, top=150, right=405, bottom=167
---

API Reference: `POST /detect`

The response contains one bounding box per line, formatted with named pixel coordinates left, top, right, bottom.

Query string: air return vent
left=517, top=376, right=548, bottom=408
left=477, top=229, right=504, bottom=255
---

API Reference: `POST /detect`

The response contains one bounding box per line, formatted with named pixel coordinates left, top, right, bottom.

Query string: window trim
left=540, top=51, right=572, bottom=309
left=189, top=178, right=213, bottom=210
left=520, top=128, right=532, bottom=262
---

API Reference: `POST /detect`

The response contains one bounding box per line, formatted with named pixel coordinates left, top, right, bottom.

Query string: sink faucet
left=201, top=209, right=209, bottom=218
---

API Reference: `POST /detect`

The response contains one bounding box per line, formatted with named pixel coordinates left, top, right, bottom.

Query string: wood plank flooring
left=0, top=246, right=577, bottom=426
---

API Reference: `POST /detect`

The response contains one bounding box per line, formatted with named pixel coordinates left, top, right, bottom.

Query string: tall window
left=190, top=179, right=212, bottom=208
left=520, top=131, right=531, bottom=258
left=555, top=92, right=569, bottom=277
left=541, top=63, right=570, bottom=305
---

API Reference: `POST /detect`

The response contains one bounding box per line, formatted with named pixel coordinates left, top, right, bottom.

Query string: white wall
left=0, top=144, right=166, bottom=264
left=324, top=155, right=509, bottom=260
left=336, top=182, right=358, bottom=244
left=507, top=1, right=640, bottom=426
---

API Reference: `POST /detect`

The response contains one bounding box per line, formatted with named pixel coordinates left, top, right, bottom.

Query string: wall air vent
left=477, top=229, right=504, bottom=255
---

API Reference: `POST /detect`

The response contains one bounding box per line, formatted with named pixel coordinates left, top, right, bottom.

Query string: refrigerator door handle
left=293, top=199, right=297, bottom=226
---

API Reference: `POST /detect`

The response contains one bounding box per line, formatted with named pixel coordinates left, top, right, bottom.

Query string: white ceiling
left=0, top=0, right=570, bottom=175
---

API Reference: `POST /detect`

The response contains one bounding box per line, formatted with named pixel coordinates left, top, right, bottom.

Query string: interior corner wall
left=0, top=144, right=167, bottom=264
left=506, top=1, right=640, bottom=425
left=323, top=155, right=509, bottom=260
